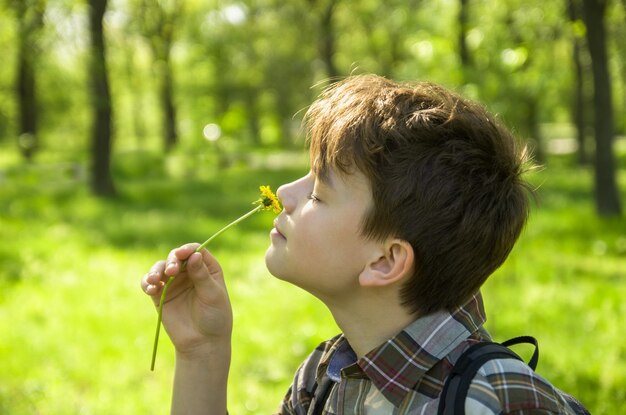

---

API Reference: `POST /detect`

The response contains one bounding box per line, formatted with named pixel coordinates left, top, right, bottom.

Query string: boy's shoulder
left=281, top=321, right=587, bottom=414
left=441, top=337, right=589, bottom=415
left=465, top=357, right=579, bottom=414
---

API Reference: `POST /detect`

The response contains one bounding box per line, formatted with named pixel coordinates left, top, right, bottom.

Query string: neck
left=323, top=290, right=416, bottom=358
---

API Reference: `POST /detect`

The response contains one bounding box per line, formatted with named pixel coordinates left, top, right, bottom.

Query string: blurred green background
left=1, top=0, right=625, bottom=413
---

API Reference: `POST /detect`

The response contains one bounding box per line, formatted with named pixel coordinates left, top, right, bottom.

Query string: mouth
left=272, top=219, right=286, bottom=239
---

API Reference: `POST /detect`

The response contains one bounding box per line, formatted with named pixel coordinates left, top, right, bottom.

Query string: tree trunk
left=161, top=57, right=177, bottom=152
left=244, top=87, right=261, bottom=146
left=458, top=0, right=471, bottom=69
left=582, top=0, right=622, bottom=216
left=319, top=0, right=339, bottom=80
left=276, top=87, right=294, bottom=148
left=124, top=45, right=146, bottom=147
left=528, top=97, right=545, bottom=164
left=14, top=0, right=44, bottom=162
left=88, top=0, right=116, bottom=197
left=615, top=0, right=626, bottom=134
left=567, top=0, right=589, bottom=165
left=16, top=33, right=38, bottom=161
left=572, top=41, right=589, bottom=165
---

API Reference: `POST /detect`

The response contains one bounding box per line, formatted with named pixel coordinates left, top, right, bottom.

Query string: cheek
left=292, top=214, right=332, bottom=254
left=293, top=220, right=322, bottom=253
left=297, top=215, right=359, bottom=258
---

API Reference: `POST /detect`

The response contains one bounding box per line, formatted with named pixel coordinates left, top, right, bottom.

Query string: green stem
left=196, top=205, right=262, bottom=252
left=150, top=204, right=262, bottom=371
left=150, top=275, right=175, bottom=371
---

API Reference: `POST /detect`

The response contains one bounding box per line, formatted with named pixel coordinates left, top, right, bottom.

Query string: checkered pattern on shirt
left=276, top=293, right=581, bottom=414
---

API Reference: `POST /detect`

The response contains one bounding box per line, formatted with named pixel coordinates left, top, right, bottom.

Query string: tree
left=348, top=0, right=414, bottom=79
left=88, top=0, right=116, bottom=196
left=10, top=0, right=46, bottom=161
left=136, top=0, right=182, bottom=153
left=582, top=0, right=622, bottom=216
left=498, top=6, right=549, bottom=163
left=307, top=0, right=340, bottom=80
left=464, top=0, right=579, bottom=166
left=567, top=0, right=591, bottom=165
left=613, top=0, right=626, bottom=136
left=458, top=0, right=471, bottom=70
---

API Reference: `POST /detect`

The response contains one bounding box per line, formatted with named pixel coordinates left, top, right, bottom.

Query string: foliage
left=0, top=147, right=625, bottom=413
left=0, top=0, right=624, bottom=153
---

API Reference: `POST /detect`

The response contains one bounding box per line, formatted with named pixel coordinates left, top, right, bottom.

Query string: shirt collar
left=320, top=292, right=487, bottom=407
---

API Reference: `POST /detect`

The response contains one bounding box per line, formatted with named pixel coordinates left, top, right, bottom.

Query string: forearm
left=171, top=341, right=231, bottom=415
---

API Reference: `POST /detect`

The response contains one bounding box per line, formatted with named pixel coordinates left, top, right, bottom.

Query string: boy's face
left=265, top=168, right=381, bottom=301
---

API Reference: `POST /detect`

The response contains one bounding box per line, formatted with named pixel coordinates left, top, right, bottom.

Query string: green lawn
left=0, top=149, right=624, bottom=414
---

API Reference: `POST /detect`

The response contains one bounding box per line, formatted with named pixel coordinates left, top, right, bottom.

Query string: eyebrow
left=315, top=169, right=335, bottom=190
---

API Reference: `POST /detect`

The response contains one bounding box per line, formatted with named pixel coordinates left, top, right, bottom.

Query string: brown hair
left=305, top=75, right=532, bottom=316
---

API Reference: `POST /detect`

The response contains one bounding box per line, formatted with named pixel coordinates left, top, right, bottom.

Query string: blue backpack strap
left=437, top=336, right=538, bottom=415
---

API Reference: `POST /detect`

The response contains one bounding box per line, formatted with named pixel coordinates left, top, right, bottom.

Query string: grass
left=0, top=147, right=625, bottom=414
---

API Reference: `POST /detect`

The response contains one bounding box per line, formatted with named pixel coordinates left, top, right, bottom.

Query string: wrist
left=172, top=340, right=231, bottom=414
left=175, top=337, right=232, bottom=363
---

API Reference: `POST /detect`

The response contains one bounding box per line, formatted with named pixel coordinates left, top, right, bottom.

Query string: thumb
left=186, top=251, right=227, bottom=303
left=198, top=248, right=225, bottom=281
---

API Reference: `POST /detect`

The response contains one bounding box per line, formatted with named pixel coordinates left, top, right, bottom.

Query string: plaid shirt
left=276, top=293, right=578, bottom=414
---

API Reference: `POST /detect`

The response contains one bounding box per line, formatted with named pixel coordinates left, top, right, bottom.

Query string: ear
left=359, top=239, right=414, bottom=287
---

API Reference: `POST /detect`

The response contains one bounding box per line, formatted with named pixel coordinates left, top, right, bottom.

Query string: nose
left=276, top=175, right=309, bottom=214
left=276, top=182, right=295, bottom=214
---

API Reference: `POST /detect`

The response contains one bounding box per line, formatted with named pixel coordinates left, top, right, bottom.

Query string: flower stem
left=195, top=205, right=262, bottom=252
left=150, top=275, right=175, bottom=371
left=150, top=204, right=263, bottom=371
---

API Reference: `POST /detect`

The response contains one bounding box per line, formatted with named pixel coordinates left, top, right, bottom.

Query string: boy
left=141, top=75, right=583, bottom=414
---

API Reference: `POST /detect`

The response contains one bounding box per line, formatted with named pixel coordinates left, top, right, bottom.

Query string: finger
left=198, top=248, right=224, bottom=281
left=186, top=251, right=225, bottom=304
left=147, top=260, right=167, bottom=284
left=174, top=243, right=201, bottom=261
left=143, top=278, right=161, bottom=298
left=165, top=243, right=199, bottom=276
left=141, top=260, right=166, bottom=293
left=141, top=274, right=164, bottom=308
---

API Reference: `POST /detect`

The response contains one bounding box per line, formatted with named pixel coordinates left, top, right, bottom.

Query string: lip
left=272, top=219, right=286, bottom=239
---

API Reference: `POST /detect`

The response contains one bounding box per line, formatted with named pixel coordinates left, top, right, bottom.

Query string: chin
left=264, top=248, right=296, bottom=283
left=264, top=247, right=282, bottom=278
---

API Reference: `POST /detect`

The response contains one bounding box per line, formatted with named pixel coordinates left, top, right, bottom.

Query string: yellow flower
left=258, top=185, right=282, bottom=213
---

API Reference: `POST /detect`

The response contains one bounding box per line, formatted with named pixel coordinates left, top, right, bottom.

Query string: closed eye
left=307, top=192, right=321, bottom=203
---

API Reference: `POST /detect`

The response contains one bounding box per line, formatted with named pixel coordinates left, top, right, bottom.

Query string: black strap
left=311, top=377, right=333, bottom=415
left=501, top=335, right=539, bottom=370
left=438, top=337, right=538, bottom=415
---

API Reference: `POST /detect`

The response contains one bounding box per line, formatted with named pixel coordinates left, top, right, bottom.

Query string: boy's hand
left=141, top=243, right=233, bottom=359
